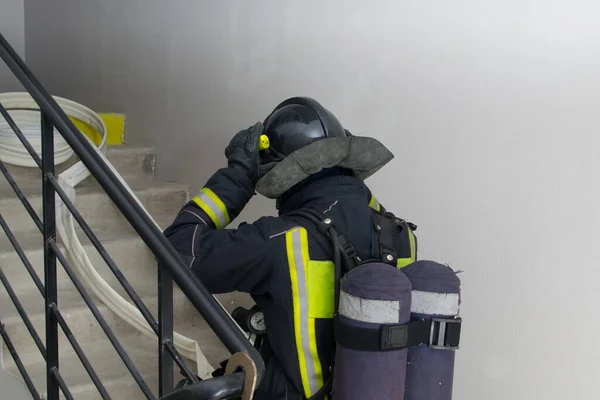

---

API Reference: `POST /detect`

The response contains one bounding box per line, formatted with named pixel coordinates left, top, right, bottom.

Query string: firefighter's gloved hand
left=225, top=122, right=271, bottom=184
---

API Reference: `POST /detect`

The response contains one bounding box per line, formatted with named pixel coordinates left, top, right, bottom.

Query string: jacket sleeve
left=163, top=167, right=271, bottom=294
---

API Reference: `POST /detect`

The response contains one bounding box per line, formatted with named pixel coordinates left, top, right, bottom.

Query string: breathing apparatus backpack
left=287, top=206, right=462, bottom=400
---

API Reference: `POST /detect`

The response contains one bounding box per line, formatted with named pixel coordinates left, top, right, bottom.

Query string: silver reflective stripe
left=372, top=197, right=380, bottom=210
left=339, top=291, right=400, bottom=324
left=183, top=209, right=208, bottom=226
left=411, top=290, right=460, bottom=316
left=269, top=227, right=296, bottom=239
left=191, top=225, right=198, bottom=256
left=290, top=229, right=319, bottom=396
left=196, top=191, right=227, bottom=228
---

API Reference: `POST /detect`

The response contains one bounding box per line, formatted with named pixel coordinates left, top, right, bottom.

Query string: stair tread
left=0, top=144, right=157, bottom=190
left=2, top=291, right=250, bottom=393
left=0, top=230, right=161, bottom=306
left=0, top=174, right=188, bottom=199
left=1, top=289, right=251, bottom=347
left=64, top=372, right=162, bottom=400
left=0, top=219, right=148, bottom=253
left=0, top=176, right=189, bottom=236
left=6, top=333, right=177, bottom=396
left=105, top=144, right=154, bottom=155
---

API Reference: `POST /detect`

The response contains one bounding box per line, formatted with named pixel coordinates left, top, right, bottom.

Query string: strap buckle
left=429, top=317, right=462, bottom=350
left=337, top=234, right=360, bottom=269
left=340, top=241, right=357, bottom=258
left=380, top=324, right=409, bottom=350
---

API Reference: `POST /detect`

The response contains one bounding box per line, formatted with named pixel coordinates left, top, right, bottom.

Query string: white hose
left=0, top=92, right=217, bottom=378
left=0, top=110, right=73, bottom=166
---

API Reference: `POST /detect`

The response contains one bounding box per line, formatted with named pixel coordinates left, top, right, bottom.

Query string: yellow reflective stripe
left=369, top=195, right=381, bottom=212
left=191, top=188, right=230, bottom=229
left=397, top=228, right=417, bottom=269
left=286, top=229, right=310, bottom=395
left=201, top=188, right=231, bottom=226
left=409, top=228, right=416, bottom=260
left=308, top=317, right=324, bottom=391
left=286, top=228, right=326, bottom=397
left=397, top=257, right=413, bottom=269
left=303, top=234, right=325, bottom=393
left=307, top=261, right=335, bottom=318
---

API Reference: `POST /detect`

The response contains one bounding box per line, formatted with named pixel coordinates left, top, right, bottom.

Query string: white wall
left=0, top=0, right=26, bottom=91
left=23, top=1, right=600, bottom=399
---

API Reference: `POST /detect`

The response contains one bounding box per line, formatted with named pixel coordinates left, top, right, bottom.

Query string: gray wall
left=0, top=0, right=26, bottom=91
left=1, top=1, right=32, bottom=396
left=0, top=3, right=33, bottom=400
left=24, top=1, right=600, bottom=399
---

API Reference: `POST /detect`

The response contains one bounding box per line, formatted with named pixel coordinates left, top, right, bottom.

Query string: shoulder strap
left=371, top=210, right=399, bottom=265
left=286, top=209, right=362, bottom=271
left=370, top=208, right=418, bottom=267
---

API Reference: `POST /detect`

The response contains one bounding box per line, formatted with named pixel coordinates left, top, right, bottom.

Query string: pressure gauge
left=232, top=305, right=267, bottom=336
left=247, top=306, right=266, bottom=335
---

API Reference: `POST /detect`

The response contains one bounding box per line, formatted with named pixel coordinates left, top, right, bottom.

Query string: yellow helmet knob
left=259, top=134, right=270, bottom=151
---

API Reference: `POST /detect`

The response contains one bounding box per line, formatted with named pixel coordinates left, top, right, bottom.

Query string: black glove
left=225, top=122, right=275, bottom=184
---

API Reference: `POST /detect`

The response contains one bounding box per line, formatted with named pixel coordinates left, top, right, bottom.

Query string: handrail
left=0, top=31, right=264, bottom=397
left=161, top=373, right=247, bottom=400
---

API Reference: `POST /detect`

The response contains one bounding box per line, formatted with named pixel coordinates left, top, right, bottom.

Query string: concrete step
left=97, top=145, right=156, bottom=180
left=0, top=176, right=189, bottom=236
left=0, top=228, right=184, bottom=310
left=64, top=373, right=160, bottom=400
left=0, top=145, right=156, bottom=191
left=11, top=334, right=162, bottom=399
left=2, top=289, right=253, bottom=362
left=61, top=373, right=161, bottom=400
left=2, top=291, right=253, bottom=398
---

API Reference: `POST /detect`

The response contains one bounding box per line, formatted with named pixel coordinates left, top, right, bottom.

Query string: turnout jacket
left=163, top=167, right=417, bottom=399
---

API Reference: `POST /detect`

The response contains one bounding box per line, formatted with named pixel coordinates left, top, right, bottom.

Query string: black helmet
left=255, top=96, right=393, bottom=200
left=261, top=97, right=348, bottom=164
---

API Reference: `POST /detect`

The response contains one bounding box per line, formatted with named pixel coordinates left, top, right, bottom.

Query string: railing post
left=41, top=112, right=59, bottom=400
left=158, top=265, right=174, bottom=396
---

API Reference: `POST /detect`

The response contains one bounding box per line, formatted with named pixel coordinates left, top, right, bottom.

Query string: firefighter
left=163, top=97, right=410, bottom=399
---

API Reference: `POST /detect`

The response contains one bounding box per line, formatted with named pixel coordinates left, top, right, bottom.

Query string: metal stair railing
left=0, top=32, right=263, bottom=400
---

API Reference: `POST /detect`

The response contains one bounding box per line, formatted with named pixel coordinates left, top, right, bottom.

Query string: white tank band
left=411, top=290, right=460, bottom=316
left=339, top=291, right=401, bottom=324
